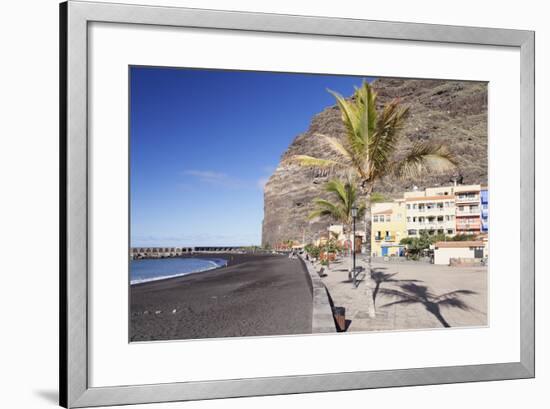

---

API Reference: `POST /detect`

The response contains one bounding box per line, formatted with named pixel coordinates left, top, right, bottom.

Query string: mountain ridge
left=262, top=78, right=488, bottom=247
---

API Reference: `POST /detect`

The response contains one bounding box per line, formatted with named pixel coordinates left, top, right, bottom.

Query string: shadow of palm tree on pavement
left=370, top=270, right=422, bottom=307
left=378, top=282, right=477, bottom=328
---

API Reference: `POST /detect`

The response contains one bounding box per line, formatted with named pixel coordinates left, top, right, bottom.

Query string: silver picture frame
left=60, top=1, right=535, bottom=407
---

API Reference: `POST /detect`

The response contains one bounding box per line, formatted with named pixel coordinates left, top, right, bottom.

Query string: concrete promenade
left=317, top=256, right=487, bottom=332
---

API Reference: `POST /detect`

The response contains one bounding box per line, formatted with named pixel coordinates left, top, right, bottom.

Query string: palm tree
left=308, top=178, right=366, bottom=238
left=379, top=283, right=476, bottom=328
left=309, top=178, right=365, bottom=270
left=287, top=80, right=457, bottom=247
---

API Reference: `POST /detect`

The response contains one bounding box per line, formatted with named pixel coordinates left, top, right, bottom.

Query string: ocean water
left=130, top=257, right=228, bottom=285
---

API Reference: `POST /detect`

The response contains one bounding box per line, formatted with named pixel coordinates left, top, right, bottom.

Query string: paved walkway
left=316, top=256, right=487, bottom=332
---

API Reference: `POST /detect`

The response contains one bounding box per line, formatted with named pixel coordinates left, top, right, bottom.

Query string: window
left=396, top=214, right=402, bottom=220
left=447, top=229, right=454, bottom=234
left=386, top=216, right=391, bottom=222
left=408, top=229, right=417, bottom=235
left=437, top=216, right=444, bottom=222
left=373, top=216, right=379, bottom=222
left=458, top=205, right=464, bottom=211
left=407, top=217, right=411, bottom=222
left=413, top=217, right=417, bottom=222
left=406, top=204, right=411, bottom=209
left=379, top=215, right=385, bottom=222
left=376, top=231, right=382, bottom=239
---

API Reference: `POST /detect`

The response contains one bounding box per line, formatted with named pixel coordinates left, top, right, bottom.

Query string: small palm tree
left=379, top=283, right=476, bottom=328
left=287, top=81, right=457, bottom=257
left=309, top=178, right=365, bottom=270
left=308, top=178, right=366, bottom=237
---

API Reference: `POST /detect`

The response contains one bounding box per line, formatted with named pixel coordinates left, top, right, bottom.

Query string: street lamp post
left=351, top=205, right=358, bottom=287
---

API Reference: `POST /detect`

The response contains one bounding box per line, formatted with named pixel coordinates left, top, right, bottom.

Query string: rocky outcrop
left=261, top=78, right=488, bottom=247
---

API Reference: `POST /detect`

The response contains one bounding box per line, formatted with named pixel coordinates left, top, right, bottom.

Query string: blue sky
left=130, top=67, right=373, bottom=247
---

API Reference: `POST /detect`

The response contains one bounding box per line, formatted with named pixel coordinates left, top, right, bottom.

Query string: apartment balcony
left=414, top=219, right=447, bottom=225
left=375, top=236, right=395, bottom=242
left=457, top=227, right=481, bottom=232
left=422, top=225, right=445, bottom=230
left=456, top=210, right=480, bottom=216
left=455, top=195, right=480, bottom=203
left=410, top=208, right=451, bottom=216
left=456, top=222, right=481, bottom=230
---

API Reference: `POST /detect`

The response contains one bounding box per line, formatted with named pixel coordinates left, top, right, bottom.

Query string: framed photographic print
left=60, top=1, right=535, bottom=407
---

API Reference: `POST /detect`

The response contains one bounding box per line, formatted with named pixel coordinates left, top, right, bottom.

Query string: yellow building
left=371, top=200, right=407, bottom=257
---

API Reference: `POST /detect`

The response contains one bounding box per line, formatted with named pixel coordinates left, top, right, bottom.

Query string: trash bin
left=333, top=306, right=346, bottom=332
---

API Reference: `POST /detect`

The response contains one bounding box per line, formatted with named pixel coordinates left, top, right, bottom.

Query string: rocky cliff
left=261, top=78, right=488, bottom=247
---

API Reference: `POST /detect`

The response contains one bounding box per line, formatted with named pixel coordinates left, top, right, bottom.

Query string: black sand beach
left=130, top=253, right=313, bottom=341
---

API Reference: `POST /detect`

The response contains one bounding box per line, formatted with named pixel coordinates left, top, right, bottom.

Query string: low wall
left=371, top=256, right=432, bottom=264
left=449, top=257, right=483, bottom=267
left=299, top=256, right=337, bottom=333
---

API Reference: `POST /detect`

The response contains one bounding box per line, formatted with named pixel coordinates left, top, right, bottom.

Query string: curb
left=299, top=256, right=337, bottom=333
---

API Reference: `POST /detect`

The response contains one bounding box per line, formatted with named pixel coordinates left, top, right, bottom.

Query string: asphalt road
left=130, top=254, right=313, bottom=341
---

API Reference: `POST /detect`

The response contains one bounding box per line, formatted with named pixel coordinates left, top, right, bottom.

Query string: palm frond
left=393, top=142, right=458, bottom=179
left=315, top=133, right=353, bottom=161
left=366, top=85, right=378, bottom=137
left=309, top=177, right=364, bottom=226
left=328, top=88, right=367, bottom=158
left=311, top=198, right=340, bottom=209
left=325, top=179, right=350, bottom=208
left=368, top=101, right=410, bottom=180
left=284, top=154, right=345, bottom=169
left=308, top=198, right=345, bottom=221
left=327, top=89, right=360, bottom=139
left=355, top=83, right=378, bottom=147
left=307, top=208, right=332, bottom=220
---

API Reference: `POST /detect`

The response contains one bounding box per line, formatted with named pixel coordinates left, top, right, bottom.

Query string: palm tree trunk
left=362, top=183, right=376, bottom=318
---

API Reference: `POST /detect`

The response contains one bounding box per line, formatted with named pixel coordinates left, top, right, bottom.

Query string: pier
left=130, top=246, right=249, bottom=259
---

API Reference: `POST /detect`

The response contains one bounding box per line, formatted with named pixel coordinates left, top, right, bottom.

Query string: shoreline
left=130, top=252, right=270, bottom=287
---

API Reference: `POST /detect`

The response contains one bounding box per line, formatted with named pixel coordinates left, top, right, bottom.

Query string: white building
left=433, top=241, right=485, bottom=265
left=404, top=186, right=456, bottom=237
